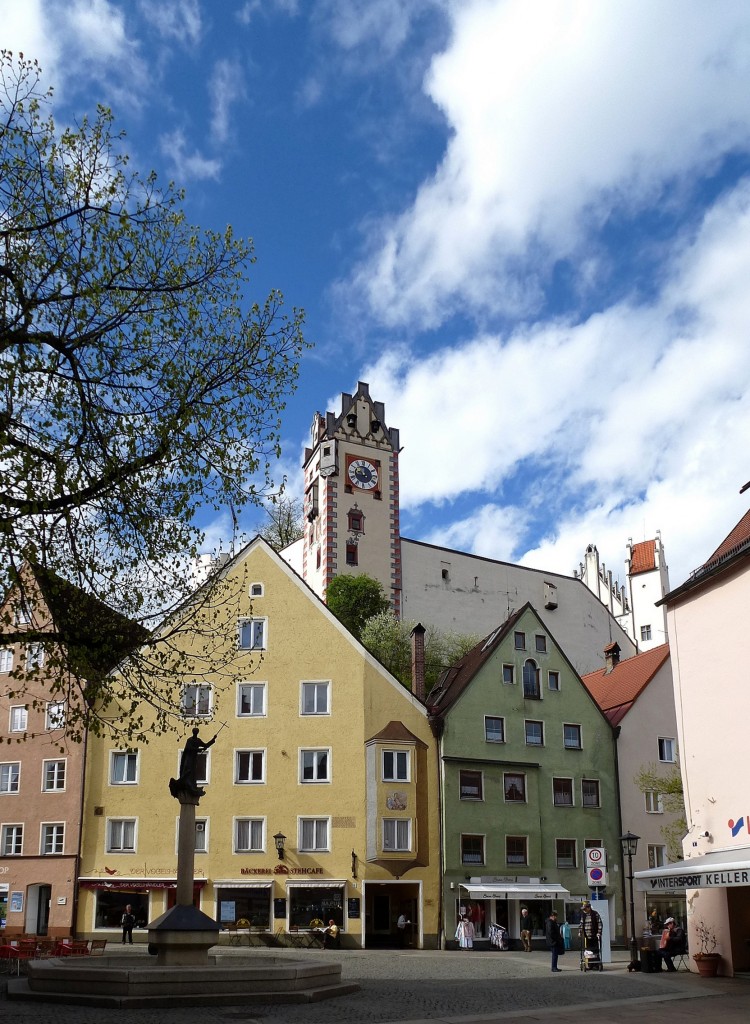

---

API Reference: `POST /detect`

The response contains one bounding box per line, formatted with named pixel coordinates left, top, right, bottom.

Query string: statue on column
left=169, top=727, right=218, bottom=800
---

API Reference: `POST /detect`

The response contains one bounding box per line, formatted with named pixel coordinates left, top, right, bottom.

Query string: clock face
left=348, top=458, right=379, bottom=490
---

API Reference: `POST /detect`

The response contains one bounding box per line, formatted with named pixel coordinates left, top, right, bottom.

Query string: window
left=645, top=791, right=664, bottom=814
left=42, top=823, right=64, bottom=855
left=237, top=683, right=265, bottom=717
left=235, top=750, right=265, bottom=784
left=110, top=752, right=138, bottom=785
left=514, top=631, right=526, bottom=650
left=535, top=634, right=547, bottom=653
left=563, top=723, right=582, bottom=749
left=301, top=749, right=330, bottom=783
left=383, top=818, right=411, bottom=852
left=459, top=769, right=483, bottom=800
left=346, top=542, right=358, bottom=566
left=485, top=716, right=505, bottom=743
left=299, top=817, right=329, bottom=852
left=347, top=509, right=363, bottom=533
left=641, top=624, right=652, bottom=641
left=648, top=844, right=667, bottom=868
left=502, top=664, right=514, bottom=685
left=582, top=779, right=601, bottom=807
left=658, top=737, right=676, bottom=762
left=556, top=839, right=577, bottom=868
left=301, top=681, right=329, bottom=715
left=0, top=648, right=12, bottom=673
left=14, top=603, right=30, bottom=625
left=461, top=834, right=485, bottom=865
left=181, top=684, right=212, bottom=717
left=43, top=759, right=66, bottom=792
left=45, top=701, right=65, bottom=730
left=239, top=618, right=266, bottom=651
left=2, top=824, right=23, bottom=855
left=107, top=818, right=136, bottom=853
left=382, top=749, right=409, bottom=782
left=235, top=818, right=264, bottom=853
left=504, top=772, right=526, bottom=802
left=9, top=706, right=27, bottom=732
left=194, top=819, right=208, bottom=853
left=553, top=778, right=574, bottom=806
left=26, top=643, right=45, bottom=670
left=0, top=762, right=20, bottom=794
left=525, top=720, right=544, bottom=746
left=250, top=582, right=264, bottom=597
left=506, top=835, right=527, bottom=865
left=522, top=660, right=540, bottom=699
left=548, top=670, right=560, bottom=691
left=194, top=751, right=209, bottom=785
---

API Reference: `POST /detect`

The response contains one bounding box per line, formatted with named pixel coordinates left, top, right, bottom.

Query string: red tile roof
left=700, top=508, right=750, bottom=570
left=581, top=644, right=670, bottom=726
left=630, top=539, right=656, bottom=576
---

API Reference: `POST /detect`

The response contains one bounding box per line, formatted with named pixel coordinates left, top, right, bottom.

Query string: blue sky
left=6, top=0, right=750, bottom=591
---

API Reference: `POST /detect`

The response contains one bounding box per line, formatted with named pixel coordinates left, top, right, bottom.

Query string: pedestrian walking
left=519, top=907, right=532, bottom=951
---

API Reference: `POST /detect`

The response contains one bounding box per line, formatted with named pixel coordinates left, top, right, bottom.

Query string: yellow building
left=76, top=538, right=440, bottom=947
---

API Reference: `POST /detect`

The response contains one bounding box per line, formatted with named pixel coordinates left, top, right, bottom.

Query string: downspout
left=612, top=723, right=627, bottom=948
left=73, top=720, right=89, bottom=940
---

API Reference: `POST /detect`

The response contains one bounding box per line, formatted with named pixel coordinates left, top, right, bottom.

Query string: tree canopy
left=0, top=52, right=307, bottom=739
left=256, top=496, right=304, bottom=551
left=360, top=610, right=479, bottom=693
left=634, top=758, right=686, bottom=861
left=325, top=574, right=391, bottom=640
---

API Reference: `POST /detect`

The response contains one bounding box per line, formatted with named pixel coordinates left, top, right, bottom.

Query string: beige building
left=77, top=538, right=441, bottom=947
left=635, top=506, right=750, bottom=975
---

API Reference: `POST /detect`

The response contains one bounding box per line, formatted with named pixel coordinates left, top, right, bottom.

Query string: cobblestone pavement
left=1, top=946, right=748, bottom=1024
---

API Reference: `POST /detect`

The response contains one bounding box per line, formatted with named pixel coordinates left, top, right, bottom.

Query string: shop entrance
left=364, top=883, right=419, bottom=948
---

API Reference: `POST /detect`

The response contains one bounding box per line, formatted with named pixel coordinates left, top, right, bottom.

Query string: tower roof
left=629, top=539, right=656, bottom=575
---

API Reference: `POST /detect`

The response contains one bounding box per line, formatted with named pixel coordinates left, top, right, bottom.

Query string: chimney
left=603, top=642, right=621, bottom=674
left=411, top=623, right=426, bottom=701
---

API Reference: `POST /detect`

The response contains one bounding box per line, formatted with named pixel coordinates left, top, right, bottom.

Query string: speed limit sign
left=584, top=847, right=606, bottom=867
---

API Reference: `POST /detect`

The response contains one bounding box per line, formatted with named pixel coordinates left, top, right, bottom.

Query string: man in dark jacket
left=545, top=910, right=563, bottom=972
left=658, top=917, right=686, bottom=972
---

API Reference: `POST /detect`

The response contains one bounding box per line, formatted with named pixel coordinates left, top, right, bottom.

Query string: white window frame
left=42, top=759, right=67, bottom=792
left=300, top=680, right=330, bottom=716
left=382, top=748, right=410, bottom=782
left=581, top=778, right=601, bottom=808
left=238, top=617, right=267, bottom=651
left=186, top=817, right=208, bottom=854
left=41, top=822, right=65, bottom=855
left=45, top=701, right=66, bottom=731
left=249, top=582, right=264, bottom=598
left=484, top=715, right=505, bottom=743
left=0, top=648, right=13, bottom=673
left=641, top=624, right=652, bottom=641
left=383, top=818, right=411, bottom=852
left=181, top=684, right=213, bottom=718
left=26, top=643, right=44, bottom=670
left=648, top=843, right=667, bottom=868
left=0, top=762, right=20, bottom=794
left=234, top=817, right=265, bottom=853
left=563, top=723, right=582, bottom=749
left=298, top=816, right=329, bottom=852
left=9, top=706, right=27, bottom=732
left=300, top=748, right=331, bottom=783
left=110, top=751, right=139, bottom=785
left=2, top=823, right=23, bottom=854
left=235, top=749, right=266, bottom=784
left=237, top=682, right=266, bottom=717
left=658, top=737, right=676, bottom=762
left=645, top=790, right=664, bottom=814
left=106, top=818, right=137, bottom=853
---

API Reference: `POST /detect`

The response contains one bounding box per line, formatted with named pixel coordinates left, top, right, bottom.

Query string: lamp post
left=274, top=831, right=286, bottom=860
left=620, top=831, right=640, bottom=968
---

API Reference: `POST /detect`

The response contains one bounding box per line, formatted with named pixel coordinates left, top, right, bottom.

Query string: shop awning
left=635, top=846, right=750, bottom=893
left=78, top=877, right=205, bottom=891
left=285, top=880, right=346, bottom=889
left=460, top=883, right=570, bottom=900
left=213, top=881, right=273, bottom=890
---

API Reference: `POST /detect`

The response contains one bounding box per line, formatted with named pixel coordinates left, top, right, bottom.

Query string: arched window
left=522, top=660, right=541, bottom=700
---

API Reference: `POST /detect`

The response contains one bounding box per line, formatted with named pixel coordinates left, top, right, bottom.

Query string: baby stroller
left=579, top=935, right=603, bottom=971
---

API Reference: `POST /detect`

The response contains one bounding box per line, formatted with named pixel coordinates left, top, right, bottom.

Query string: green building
left=427, top=603, right=622, bottom=949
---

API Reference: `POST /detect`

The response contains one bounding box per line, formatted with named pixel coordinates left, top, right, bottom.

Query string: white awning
left=285, top=880, right=346, bottom=889
left=213, top=881, right=273, bottom=890
left=460, top=883, right=570, bottom=900
left=635, top=846, right=750, bottom=893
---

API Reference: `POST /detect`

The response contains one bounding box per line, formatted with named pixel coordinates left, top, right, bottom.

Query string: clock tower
left=301, top=382, right=401, bottom=615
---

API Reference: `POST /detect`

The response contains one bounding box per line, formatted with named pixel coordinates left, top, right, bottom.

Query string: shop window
left=217, top=887, right=271, bottom=929
left=288, top=885, right=343, bottom=930
left=94, top=890, right=149, bottom=930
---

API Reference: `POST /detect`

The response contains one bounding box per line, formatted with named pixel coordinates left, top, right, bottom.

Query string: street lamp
left=273, top=831, right=286, bottom=860
left=620, top=831, right=640, bottom=969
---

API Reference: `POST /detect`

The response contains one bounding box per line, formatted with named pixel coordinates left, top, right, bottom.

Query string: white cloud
left=138, top=0, right=202, bottom=46
left=348, top=0, right=750, bottom=329
left=159, top=128, right=221, bottom=181
left=361, top=176, right=750, bottom=587
left=208, top=59, right=245, bottom=145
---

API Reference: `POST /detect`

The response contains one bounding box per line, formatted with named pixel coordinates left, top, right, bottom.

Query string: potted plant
left=693, top=919, right=721, bottom=977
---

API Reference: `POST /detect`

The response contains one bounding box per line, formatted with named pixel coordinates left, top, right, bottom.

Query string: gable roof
left=581, top=643, right=670, bottom=726
left=661, top=508, right=750, bottom=604
left=629, top=539, right=656, bottom=576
